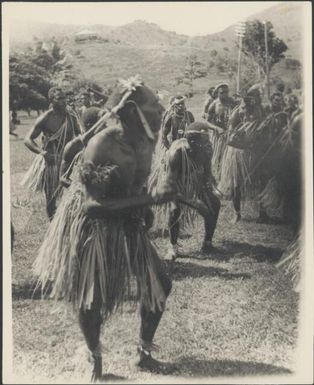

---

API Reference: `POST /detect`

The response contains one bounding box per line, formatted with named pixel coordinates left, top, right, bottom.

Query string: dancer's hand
left=152, top=182, right=177, bottom=204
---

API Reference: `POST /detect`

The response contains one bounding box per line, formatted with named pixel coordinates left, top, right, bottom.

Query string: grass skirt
left=218, top=145, right=257, bottom=200
left=34, top=164, right=167, bottom=315
left=210, top=131, right=227, bottom=182
left=257, top=177, right=284, bottom=218
left=21, top=154, right=62, bottom=202
left=148, top=140, right=200, bottom=233
left=276, top=232, right=302, bottom=289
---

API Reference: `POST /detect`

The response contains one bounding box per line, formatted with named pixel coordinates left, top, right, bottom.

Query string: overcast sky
left=4, top=1, right=280, bottom=36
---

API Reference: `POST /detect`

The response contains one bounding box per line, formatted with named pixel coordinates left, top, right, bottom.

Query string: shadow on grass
left=12, top=281, right=52, bottom=300
left=97, top=373, right=127, bottom=382
left=219, top=241, right=283, bottom=263
left=169, top=357, right=292, bottom=377
left=164, top=260, right=251, bottom=281
left=243, top=216, right=285, bottom=225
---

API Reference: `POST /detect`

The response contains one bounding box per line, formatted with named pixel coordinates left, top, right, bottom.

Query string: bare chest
left=97, top=138, right=153, bottom=196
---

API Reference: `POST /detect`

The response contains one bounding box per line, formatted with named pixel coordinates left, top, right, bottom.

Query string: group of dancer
left=19, top=76, right=302, bottom=381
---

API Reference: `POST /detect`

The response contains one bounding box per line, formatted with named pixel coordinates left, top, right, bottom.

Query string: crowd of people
left=12, top=75, right=303, bottom=381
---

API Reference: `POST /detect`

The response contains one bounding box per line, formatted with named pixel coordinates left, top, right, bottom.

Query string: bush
left=285, top=58, right=301, bottom=70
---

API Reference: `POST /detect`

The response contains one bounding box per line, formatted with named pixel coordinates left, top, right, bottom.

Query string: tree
left=9, top=38, right=69, bottom=113
left=180, top=54, right=207, bottom=96
left=285, top=58, right=301, bottom=70
left=241, top=20, right=288, bottom=78
left=9, top=53, right=52, bottom=113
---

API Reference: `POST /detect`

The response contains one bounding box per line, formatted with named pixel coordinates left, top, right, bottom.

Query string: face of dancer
left=174, top=100, right=186, bottom=114
left=284, top=95, right=298, bottom=112
left=218, top=86, right=229, bottom=103
left=271, top=94, right=283, bottom=112
left=244, top=90, right=261, bottom=114
left=51, top=89, right=66, bottom=112
left=134, top=86, right=165, bottom=142
left=186, top=132, right=209, bottom=154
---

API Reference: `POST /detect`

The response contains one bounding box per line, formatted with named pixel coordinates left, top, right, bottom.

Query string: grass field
left=10, top=113, right=298, bottom=384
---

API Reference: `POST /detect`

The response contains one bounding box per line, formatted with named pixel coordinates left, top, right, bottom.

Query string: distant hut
left=74, top=30, right=100, bottom=43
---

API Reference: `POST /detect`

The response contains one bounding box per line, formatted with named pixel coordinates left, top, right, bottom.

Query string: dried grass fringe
left=257, top=177, right=284, bottom=218
left=211, top=131, right=227, bottom=182
left=218, top=145, right=256, bottom=200
left=34, top=162, right=166, bottom=316
left=148, top=141, right=200, bottom=234
left=21, top=114, right=74, bottom=201
left=276, top=233, right=302, bottom=288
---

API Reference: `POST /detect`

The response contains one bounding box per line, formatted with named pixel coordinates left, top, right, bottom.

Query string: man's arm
left=187, top=111, right=195, bottom=124
left=59, top=136, right=85, bottom=188
left=72, top=113, right=83, bottom=136
left=24, top=114, right=46, bottom=155
left=161, top=116, right=172, bottom=149
left=203, top=97, right=212, bottom=116
left=228, top=107, right=241, bottom=131
left=81, top=136, right=176, bottom=219
left=203, top=144, right=216, bottom=188
left=206, top=101, right=216, bottom=123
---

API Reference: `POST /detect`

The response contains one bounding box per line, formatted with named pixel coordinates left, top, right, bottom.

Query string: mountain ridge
left=9, top=3, right=303, bottom=59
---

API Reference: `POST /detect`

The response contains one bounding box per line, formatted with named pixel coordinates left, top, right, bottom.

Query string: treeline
left=9, top=37, right=106, bottom=115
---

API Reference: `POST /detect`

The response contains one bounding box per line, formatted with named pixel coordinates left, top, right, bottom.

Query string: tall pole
left=264, top=20, right=270, bottom=100
left=235, top=22, right=246, bottom=94
left=236, top=36, right=243, bottom=94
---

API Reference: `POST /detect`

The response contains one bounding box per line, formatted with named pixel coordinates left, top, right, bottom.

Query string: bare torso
left=82, top=126, right=154, bottom=200
left=36, top=109, right=80, bottom=154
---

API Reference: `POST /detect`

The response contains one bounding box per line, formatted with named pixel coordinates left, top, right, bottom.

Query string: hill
left=9, top=3, right=304, bottom=58
left=9, top=3, right=304, bottom=106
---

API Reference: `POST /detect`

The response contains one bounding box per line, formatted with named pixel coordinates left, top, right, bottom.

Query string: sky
left=3, top=1, right=280, bottom=36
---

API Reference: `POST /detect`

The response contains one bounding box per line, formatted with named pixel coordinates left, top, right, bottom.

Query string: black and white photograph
left=2, top=1, right=313, bottom=384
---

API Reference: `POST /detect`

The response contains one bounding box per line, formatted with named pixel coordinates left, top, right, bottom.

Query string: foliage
left=9, top=39, right=67, bottom=111
left=285, top=58, right=301, bottom=70
left=179, top=55, right=207, bottom=96
left=9, top=53, right=52, bottom=111
left=241, top=20, right=288, bottom=76
left=9, top=38, right=107, bottom=112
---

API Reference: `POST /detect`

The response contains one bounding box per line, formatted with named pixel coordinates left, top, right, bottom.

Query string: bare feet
left=136, top=348, right=174, bottom=374
left=91, top=355, right=102, bottom=383
left=200, top=240, right=217, bottom=257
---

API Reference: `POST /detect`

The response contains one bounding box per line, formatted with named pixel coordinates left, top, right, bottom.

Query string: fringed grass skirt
left=211, top=131, right=227, bottom=182
left=34, top=185, right=167, bottom=315
left=34, top=178, right=84, bottom=299
left=257, top=177, right=284, bottom=218
left=148, top=142, right=200, bottom=234
left=218, top=145, right=257, bottom=200
left=21, top=154, right=61, bottom=201
left=276, top=233, right=302, bottom=288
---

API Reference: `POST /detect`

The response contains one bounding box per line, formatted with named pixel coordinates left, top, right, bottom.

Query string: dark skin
left=75, top=86, right=175, bottom=380
left=164, top=133, right=220, bottom=252
left=24, top=89, right=81, bottom=219
left=161, top=102, right=195, bottom=149
left=227, top=98, right=266, bottom=222
left=207, top=87, right=236, bottom=129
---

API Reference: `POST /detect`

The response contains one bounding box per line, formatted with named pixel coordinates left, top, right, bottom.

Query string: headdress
left=213, top=83, right=229, bottom=97
left=170, top=94, right=186, bottom=107
left=111, top=75, right=155, bottom=141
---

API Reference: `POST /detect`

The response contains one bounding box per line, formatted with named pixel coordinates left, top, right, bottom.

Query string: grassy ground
left=10, top=114, right=298, bottom=384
